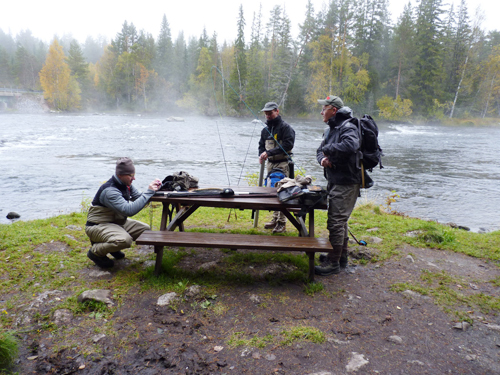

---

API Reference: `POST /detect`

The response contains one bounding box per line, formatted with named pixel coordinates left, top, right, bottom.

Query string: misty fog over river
left=1, top=113, right=499, bottom=232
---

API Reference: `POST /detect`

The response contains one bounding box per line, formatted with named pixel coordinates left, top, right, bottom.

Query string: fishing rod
left=209, top=66, right=305, bottom=183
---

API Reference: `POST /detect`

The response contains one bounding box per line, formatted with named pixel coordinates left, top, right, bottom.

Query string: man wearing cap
left=315, top=95, right=360, bottom=276
left=85, top=157, right=162, bottom=268
left=258, top=101, right=295, bottom=233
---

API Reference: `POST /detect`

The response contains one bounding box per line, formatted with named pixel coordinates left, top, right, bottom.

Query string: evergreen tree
left=0, top=46, right=13, bottom=87
left=478, top=46, right=500, bottom=117
left=171, top=32, right=189, bottom=99
left=14, top=44, right=38, bottom=89
left=133, top=30, right=156, bottom=68
left=192, top=46, right=215, bottom=114
left=263, top=5, right=292, bottom=105
left=67, top=40, right=91, bottom=108
left=410, top=0, right=446, bottom=116
left=246, top=5, right=266, bottom=111
left=94, top=46, right=119, bottom=108
left=67, top=40, right=89, bottom=79
left=389, top=2, right=416, bottom=99
left=445, top=0, right=472, bottom=95
left=0, top=29, right=16, bottom=56
left=350, top=0, right=391, bottom=110
left=229, top=5, right=247, bottom=111
left=111, top=21, right=139, bottom=55
left=83, top=36, right=106, bottom=64
left=155, top=14, right=173, bottom=81
left=270, top=7, right=294, bottom=110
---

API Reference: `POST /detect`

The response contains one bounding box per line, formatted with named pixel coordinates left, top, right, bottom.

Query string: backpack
left=278, top=185, right=327, bottom=217
left=323, top=115, right=383, bottom=189
left=352, top=115, right=383, bottom=171
left=159, top=171, right=199, bottom=192
left=264, top=168, right=286, bottom=188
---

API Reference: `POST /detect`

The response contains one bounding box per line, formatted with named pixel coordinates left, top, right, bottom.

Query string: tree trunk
left=482, top=73, right=496, bottom=118
left=395, top=58, right=401, bottom=99
left=450, top=53, right=469, bottom=118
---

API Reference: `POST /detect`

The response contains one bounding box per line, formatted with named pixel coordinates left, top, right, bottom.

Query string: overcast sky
left=1, top=0, right=497, bottom=45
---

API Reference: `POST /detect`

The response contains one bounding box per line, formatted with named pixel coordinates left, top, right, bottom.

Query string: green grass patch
left=391, top=270, right=500, bottom=320
left=280, top=325, right=326, bottom=345
left=228, top=331, right=274, bottom=349
left=0, top=330, right=19, bottom=370
left=1, top=199, right=499, bottom=331
left=228, top=325, right=325, bottom=349
left=304, top=281, right=324, bottom=296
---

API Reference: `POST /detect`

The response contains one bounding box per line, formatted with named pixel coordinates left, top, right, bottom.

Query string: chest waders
left=265, top=138, right=293, bottom=178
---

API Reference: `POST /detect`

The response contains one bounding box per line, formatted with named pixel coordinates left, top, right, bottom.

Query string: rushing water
left=1, top=113, right=499, bottom=232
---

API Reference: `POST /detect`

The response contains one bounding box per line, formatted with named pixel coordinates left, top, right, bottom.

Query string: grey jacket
left=87, top=175, right=154, bottom=225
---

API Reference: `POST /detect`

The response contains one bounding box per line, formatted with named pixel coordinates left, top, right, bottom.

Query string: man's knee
left=105, top=234, right=133, bottom=250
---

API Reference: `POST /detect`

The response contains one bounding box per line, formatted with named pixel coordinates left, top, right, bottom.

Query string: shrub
left=0, top=330, right=19, bottom=370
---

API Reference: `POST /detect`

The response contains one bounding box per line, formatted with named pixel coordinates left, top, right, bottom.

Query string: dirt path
left=9, top=243, right=500, bottom=374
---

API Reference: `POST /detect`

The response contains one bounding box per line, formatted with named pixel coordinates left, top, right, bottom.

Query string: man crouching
left=85, top=157, right=161, bottom=268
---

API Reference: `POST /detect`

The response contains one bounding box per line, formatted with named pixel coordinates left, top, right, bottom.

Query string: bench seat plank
left=136, top=230, right=331, bottom=252
left=136, top=230, right=332, bottom=281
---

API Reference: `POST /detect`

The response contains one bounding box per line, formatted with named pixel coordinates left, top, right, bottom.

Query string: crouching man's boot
left=340, top=237, right=349, bottom=269
left=315, top=245, right=342, bottom=276
left=264, top=218, right=277, bottom=229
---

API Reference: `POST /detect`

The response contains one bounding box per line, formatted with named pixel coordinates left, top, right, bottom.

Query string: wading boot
left=110, top=250, right=125, bottom=260
left=315, top=245, right=342, bottom=276
left=264, top=218, right=277, bottom=229
left=273, top=222, right=286, bottom=233
left=340, top=237, right=349, bottom=269
left=87, top=249, right=114, bottom=268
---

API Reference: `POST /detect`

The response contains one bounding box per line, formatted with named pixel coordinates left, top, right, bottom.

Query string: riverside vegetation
left=1, top=198, right=500, bottom=373
left=2, top=0, right=500, bottom=122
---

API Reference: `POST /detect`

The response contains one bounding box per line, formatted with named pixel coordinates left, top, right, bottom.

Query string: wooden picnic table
left=137, top=186, right=330, bottom=281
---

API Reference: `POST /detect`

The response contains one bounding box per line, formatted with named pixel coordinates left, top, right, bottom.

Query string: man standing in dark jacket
left=85, top=157, right=162, bottom=268
left=315, top=95, right=360, bottom=276
left=258, top=101, right=295, bottom=233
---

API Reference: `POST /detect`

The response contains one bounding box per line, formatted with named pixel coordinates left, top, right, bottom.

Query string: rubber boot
left=340, top=237, right=349, bottom=269
left=315, top=245, right=342, bottom=276
left=87, top=249, right=114, bottom=268
left=264, top=218, right=277, bottom=229
left=273, top=222, right=286, bottom=233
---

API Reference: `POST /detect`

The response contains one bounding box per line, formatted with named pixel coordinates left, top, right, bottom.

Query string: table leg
left=154, top=245, right=164, bottom=276
left=307, top=252, right=315, bottom=282
left=160, top=203, right=170, bottom=231
left=280, top=209, right=308, bottom=237
left=166, top=204, right=200, bottom=231
left=309, top=209, right=315, bottom=237
left=176, top=203, right=185, bottom=231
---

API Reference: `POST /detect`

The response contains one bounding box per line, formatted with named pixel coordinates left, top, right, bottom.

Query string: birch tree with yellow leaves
left=39, top=39, right=81, bottom=110
left=306, top=31, right=370, bottom=109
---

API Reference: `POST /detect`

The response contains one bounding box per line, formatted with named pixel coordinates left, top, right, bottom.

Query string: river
left=1, top=113, right=499, bottom=232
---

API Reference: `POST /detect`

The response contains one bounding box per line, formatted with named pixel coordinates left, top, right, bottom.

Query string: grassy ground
left=1, top=202, right=499, bottom=372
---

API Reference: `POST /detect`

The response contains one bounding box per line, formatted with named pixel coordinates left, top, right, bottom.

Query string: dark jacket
left=316, top=107, right=361, bottom=186
left=258, top=115, right=295, bottom=162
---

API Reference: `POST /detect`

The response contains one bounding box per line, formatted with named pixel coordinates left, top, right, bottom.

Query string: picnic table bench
left=136, top=186, right=330, bottom=281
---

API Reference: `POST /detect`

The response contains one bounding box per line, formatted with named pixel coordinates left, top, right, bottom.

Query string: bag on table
left=160, top=171, right=199, bottom=192
left=278, top=185, right=327, bottom=213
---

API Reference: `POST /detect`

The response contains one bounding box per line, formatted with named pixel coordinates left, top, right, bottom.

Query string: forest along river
left=1, top=113, right=499, bottom=232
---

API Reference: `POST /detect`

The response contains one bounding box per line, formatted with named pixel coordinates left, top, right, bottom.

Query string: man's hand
left=259, top=151, right=269, bottom=164
left=149, top=179, right=162, bottom=191
left=320, top=157, right=332, bottom=168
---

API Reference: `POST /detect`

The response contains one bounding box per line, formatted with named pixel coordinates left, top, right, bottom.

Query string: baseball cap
left=317, top=95, right=344, bottom=108
left=260, top=102, right=279, bottom=111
